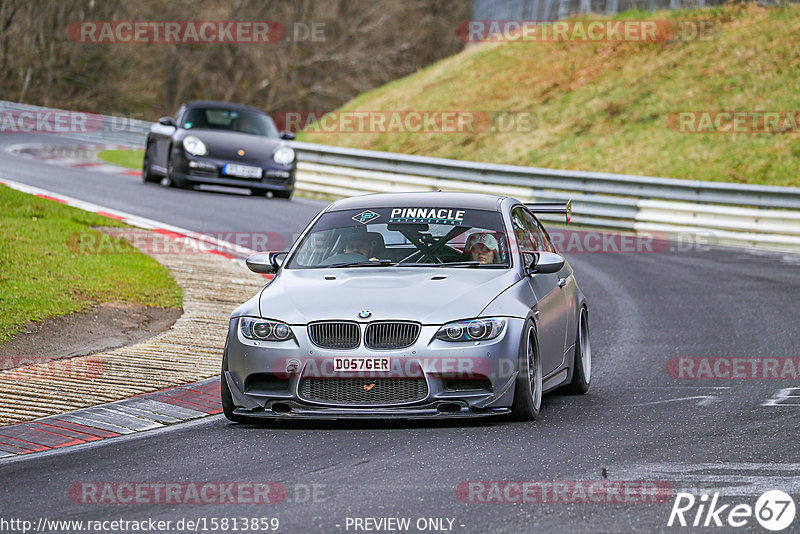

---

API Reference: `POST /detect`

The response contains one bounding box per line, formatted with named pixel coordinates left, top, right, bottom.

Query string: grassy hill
left=300, top=4, right=800, bottom=187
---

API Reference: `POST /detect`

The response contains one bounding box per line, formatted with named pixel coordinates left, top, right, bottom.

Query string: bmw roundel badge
left=358, top=310, right=371, bottom=319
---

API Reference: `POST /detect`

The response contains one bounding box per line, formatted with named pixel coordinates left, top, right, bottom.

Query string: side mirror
left=526, top=252, right=565, bottom=274
left=158, top=117, right=177, bottom=127
left=280, top=131, right=296, bottom=140
left=246, top=251, right=288, bottom=274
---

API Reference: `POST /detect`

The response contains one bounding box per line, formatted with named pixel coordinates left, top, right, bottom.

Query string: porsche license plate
left=333, top=357, right=390, bottom=372
left=223, top=163, right=262, bottom=179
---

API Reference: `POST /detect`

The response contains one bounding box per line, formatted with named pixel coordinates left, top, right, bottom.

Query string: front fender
left=479, top=277, right=535, bottom=319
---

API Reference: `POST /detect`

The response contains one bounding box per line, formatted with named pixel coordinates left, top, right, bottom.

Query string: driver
left=342, top=236, right=372, bottom=257
left=465, top=232, right=499, bottom=264
left=237, top=114, right=260, bottom=135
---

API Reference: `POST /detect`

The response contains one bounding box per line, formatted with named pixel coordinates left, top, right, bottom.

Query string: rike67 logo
left=668, top=490, right=796, bottom=531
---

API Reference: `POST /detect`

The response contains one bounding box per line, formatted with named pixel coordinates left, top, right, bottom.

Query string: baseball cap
left=466, top=232, right=499, bottom=252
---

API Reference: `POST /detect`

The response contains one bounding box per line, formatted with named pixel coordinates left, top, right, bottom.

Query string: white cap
left=466, top=232, right=499, bottom=252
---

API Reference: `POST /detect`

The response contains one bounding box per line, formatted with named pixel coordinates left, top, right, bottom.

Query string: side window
left=518, top=208, right=554, bottom=253
left=511, top=207, right=538, bottom=254
left=536, top=220, right=555, bottom=253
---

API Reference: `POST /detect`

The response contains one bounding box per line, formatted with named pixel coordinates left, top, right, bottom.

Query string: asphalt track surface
left=1, top=132, right=799, bottom=533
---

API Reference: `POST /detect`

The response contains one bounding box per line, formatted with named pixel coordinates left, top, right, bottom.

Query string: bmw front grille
left=308, top=321, right=360, bottom=349
left=364, top=321, right=420, bottom=350
left=307, top=321, right=421, bottom=350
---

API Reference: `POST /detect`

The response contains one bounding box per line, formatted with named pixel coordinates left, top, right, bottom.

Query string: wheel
left=510, top=321, right=542, bottom=421
left=161, top=148, right=189, bottom=189
left=221, top=351, right=256, bottom=424
left=142, top=143, right=160, bottom=183
left=562, top=307, right=591, bottom=394
left=273, top=188, right=293, bottom=199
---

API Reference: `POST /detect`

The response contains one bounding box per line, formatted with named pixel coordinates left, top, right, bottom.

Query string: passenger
left=465, top=232, right=499, bottom=264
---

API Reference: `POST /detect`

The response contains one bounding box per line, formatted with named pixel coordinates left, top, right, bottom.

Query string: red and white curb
left=0, top=379, right=222, bottom=459
left=0, top=178, right=273, bottom=459
left=5, top=142, right=142, bottom=177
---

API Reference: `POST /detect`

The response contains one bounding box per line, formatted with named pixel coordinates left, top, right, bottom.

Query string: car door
left=537, top=218, right=576, bottom=358
left=511, top=207, right=568, bottom=376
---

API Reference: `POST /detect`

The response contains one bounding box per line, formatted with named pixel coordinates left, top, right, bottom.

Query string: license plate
left=333, top=357, right=390, bottom=372
left=223, top=163, right=262, bottom=179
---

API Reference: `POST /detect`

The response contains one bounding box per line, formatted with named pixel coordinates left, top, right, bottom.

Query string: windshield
left=180, top=107, right=279, bottom=137
left=287, top=207, right=510, bottom=269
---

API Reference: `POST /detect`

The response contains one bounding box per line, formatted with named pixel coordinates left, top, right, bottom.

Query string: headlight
left=272, top=146, right=295, bottom=166
left=183, top=135, right=207, bottom=156
left=240, top=317, right=294, bottom=341
left=435, top=318, right=505, bottom=342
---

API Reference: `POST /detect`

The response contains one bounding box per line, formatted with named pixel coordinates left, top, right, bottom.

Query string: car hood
left=181, top=129, right=283, bottom=162
left=259, top=267, right=521, bottom=325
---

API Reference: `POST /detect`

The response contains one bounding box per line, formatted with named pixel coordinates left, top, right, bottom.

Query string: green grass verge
left=98, top=149, right=144, bottom=170
left=299, top=3, right=800, bottom=187
left=0, top=185, right=182, bottom=343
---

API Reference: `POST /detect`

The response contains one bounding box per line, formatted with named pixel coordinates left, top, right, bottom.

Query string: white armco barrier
left=3, top=100, right=800, bottom=252
left=294, top=161, right=800, bottom=251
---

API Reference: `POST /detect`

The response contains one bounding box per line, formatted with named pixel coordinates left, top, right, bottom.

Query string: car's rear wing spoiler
left=525, top=201, right=572, bottom=224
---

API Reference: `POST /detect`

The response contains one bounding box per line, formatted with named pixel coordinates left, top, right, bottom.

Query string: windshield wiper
left=396, top=261, right=482, bottom=267
left=431, top=261, right=482, bottom=267
left=328, top=259, right=395, bottom=268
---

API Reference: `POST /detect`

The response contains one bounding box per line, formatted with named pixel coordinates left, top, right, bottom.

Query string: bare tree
left=0, top=0, right=471, bottom=117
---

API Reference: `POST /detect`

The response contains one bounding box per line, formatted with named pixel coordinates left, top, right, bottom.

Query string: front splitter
left=233, top=402, right=510, bottom=420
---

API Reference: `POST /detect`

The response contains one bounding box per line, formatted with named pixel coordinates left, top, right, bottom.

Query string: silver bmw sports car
left=222, top=192, right=590, bottom=422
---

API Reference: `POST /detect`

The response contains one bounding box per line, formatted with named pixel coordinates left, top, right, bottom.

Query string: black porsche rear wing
left=525, top=200, right=572, bottom=224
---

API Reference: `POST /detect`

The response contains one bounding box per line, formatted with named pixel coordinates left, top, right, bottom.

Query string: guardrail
left=3, top=100, right=799, bottom=251
left=290, top=143, right=800, bottom=250
left=0, top=100, right=150, bottom=146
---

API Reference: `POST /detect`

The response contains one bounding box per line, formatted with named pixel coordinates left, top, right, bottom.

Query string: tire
left=273, top=188, right=293, bottom=199
left=161, top=148, right=189, bottom=189
left=562, top=307, right=591, bottom=395
left=510, top=321, right=542, bottom=421
left=142, top=143, right=159, bottom=183
left=221, top=351, right=256, bottom=424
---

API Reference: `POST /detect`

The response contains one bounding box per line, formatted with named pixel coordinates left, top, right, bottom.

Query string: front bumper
left=224, top=317, right=525, bottom=418
left=174, top=153, right=296, bottom=192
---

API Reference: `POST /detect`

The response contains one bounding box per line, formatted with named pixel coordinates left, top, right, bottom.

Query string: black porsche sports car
left=142, top=101, right=297, bottom=198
